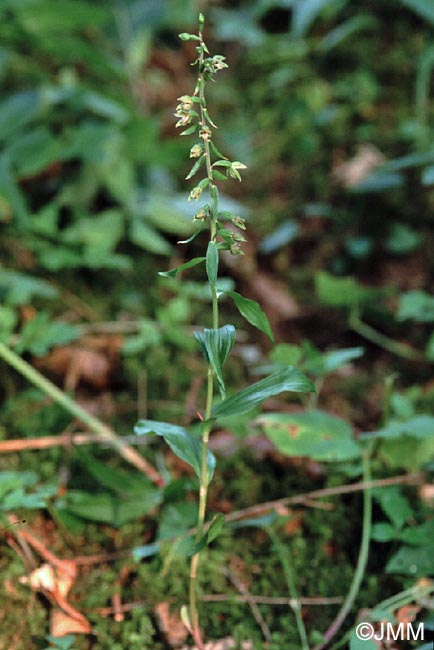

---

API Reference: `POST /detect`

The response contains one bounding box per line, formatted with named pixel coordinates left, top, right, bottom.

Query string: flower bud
left=230, top=216, right=246, bottom=230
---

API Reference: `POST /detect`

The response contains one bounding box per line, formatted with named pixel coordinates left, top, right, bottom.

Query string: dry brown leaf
left=51, top=607, right=92, bottom=636
left=333, top=144, right=385, bottom=188
left=155, top=602, right=189, bottom=648
left=395, top=604, right=420, bottom=625
left=419, top=483, right=434, bottom=505
left=180, top=638, right=253, bottom=650
left=35, top=334, right=123, bottom=390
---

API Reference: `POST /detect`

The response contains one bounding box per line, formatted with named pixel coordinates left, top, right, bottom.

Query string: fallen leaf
left=35, top=334, right=123, bottom=390
left=155, top=601, right=189, bottom=648
left=51, top=607, right=92, bottom=636
left=180, top=638, right=253, bottom=650
left=395, top=604, right=420, bottom=626
left=333, top=144, right=385, bottom=188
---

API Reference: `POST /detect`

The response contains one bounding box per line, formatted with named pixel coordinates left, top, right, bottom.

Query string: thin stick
left=222, top=567, right=271, bottom=644
left=0, top=341, right=164, bottom=486
left=201, top=595, right=343, bottom=606
left=224, top=472, right=422, bottom=524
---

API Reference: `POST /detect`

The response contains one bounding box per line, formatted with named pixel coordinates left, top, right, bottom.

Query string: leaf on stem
left=185, top=155, right=205, bottom=180
left=134, top=420, right=216, bottom=484
left=206, top=240, right=219, bottom=286
left=158, top=256, right=205, bottom=278
left=194, top=324, right=236, bottom=397
left=227, top=291, right=274, bottom=342
left=212, top=366, right=315, bottom=419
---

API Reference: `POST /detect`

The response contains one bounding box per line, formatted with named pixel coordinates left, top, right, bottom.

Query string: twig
left=0, top=341, right=164, bottom=486
left=67, top=472, right=421, bottom=567
left=222, top=567, right=271, bottom=645
left=224, top=472, right=422, bottom=524
left=201, top=595, right=343, bottom=606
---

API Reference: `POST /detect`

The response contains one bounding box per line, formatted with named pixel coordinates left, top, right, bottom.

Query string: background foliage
left=1, top=1, right=434, bottom=649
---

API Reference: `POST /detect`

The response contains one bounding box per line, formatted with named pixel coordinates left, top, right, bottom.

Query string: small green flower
left=190, top=143, right=204, bottom=158
left=230, top=243, right=244, bottom=256
left=189, top=186, right=203, bottom=201
left=178, top=95, right=194, bottom=111
left=193, top=208, right=207, bottom=221
left=199, top=126, right=212, bottom=142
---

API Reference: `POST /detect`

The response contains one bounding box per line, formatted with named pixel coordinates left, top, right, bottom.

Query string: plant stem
left=188, top=25, right=220, bottom=648
left=313, top=449, right=373, bottom=650
left=0, top=341, right=164, bottom=486
left=268, top=526, right=310, bottom=650
left=349, top=314, right=425, bottom=362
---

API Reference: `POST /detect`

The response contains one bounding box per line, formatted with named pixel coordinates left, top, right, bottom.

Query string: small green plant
left=134, top=14, right=314, bottom=648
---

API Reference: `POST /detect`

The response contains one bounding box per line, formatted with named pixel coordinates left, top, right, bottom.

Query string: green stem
left=0, top=341, right=164, bottom=486
left=268, top=526, right=310, bottom=650
left=314, top=449, right=373, bottom=650
left=188, top=27, right=220, bottom=649
left=349, top=314, right=424, bottom=362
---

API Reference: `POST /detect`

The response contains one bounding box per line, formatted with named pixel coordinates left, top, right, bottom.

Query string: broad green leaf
left=386, top=544, right=434, bottom=576
left=371, top=522, right=397, bottom=542
left=400, top=519, right=434, bottom=545
left=206, top=241, right=219, bottom=286
left=292, top=0, right=341, bottom=37
left=315, top=271, right=383, bottom=308
left=258, top=410, right=360, bottom=461
left=132, top=542, right=161, bottom=561
left=380, top=436, right=434, bottom=470
left=360, top=415, right=434, bottom=440
left=15, top=312, right=79, bottom=356
left=399, top=0, right=434, bottom=25
left=397, top=290, right=434, bottom=322
left=0, top=154, right=28, bottom=225
left=0, top=90, right=41, bottom=142
left=349, top=631, right=377, bottom=650
left=134, top=420, right=216, bottom=484
left=194, top=324, right=236, bottom=398
left=0, top=268, right=57, bottom=305
left=159, top=256, right=205, bottom=278
left=212, top=367, right=314, bottom=419
left=8, top=127, right=61, bottom=177
left=227, top=291, right=274, bottom=342
left=0, top=470, right=38, bottom=500
left=303, top=346, right=365, bottom=376
left=55, top=489, right=160, bottom=527
left=373, top=486, right=412, bottom=530
left=270, top=344, right=303, bottom=366
left=129, top=219, right=171, bottom=255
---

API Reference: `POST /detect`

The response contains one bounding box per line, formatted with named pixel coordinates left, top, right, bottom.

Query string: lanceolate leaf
left=206, top=240, right=219, bottom=286
left=185, top=155, right=205, bottom=180
left=212, top=367, right=314, bottom=419
left=194, top=324, right=236, bottom=398
left=158, top=256, right=205, bottom=278
left=134, top=420, right=216, bottom=484
left=227, top=291, right=274, bottom=342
